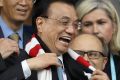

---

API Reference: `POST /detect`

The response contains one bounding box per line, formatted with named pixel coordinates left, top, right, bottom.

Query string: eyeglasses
left=74, top=50, right=105, bottom=59
left=42, top=16, right=81, bottom=31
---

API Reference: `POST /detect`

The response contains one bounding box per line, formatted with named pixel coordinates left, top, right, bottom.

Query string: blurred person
left=69, top=34, right=109, bottom=80
left=76, top=0, right=120, bottom=80
left=0, top=0, right=34, bottom=80
left=0, top=0, right=34, bottom=58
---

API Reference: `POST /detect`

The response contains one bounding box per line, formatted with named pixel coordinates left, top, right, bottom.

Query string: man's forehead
left=72, top=34, right=103, bottom=49
left=47, top=1, right=77, bottom=19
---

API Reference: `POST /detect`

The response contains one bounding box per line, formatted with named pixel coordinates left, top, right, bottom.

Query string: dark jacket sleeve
left=0, top=53, right=7, bottom=73
left=0, top=64, right=25, bottom=80
left=0, top=50, right=37, bottom=80
left=0, top=50, right=28, bottom=80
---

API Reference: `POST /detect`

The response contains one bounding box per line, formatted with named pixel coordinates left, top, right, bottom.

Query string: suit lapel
left=63, top=53, right=88, bottom=80
left=63, top=54, right=72, bottom=80
left=51, top=66, right=59, bottom=80
left=23, top=27, right=32, bottom=49
left=18, top=26, right=32, bottom=61
left=64, top=69, right=71, bottom=80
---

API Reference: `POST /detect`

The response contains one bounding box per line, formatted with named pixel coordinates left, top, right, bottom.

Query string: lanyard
left=110, top=54, right=116, bottom=80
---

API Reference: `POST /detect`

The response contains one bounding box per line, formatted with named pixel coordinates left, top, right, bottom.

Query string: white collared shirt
left=21, top=55, right=68, bottom=79
left=0, top=16, right=23, bottom=49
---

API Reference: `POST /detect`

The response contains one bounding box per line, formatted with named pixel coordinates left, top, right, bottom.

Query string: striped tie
left=8, top=33, right=19, bottom=55
left=8, top=33, right=19, bottom=43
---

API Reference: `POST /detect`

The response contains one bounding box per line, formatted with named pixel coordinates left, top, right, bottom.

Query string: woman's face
left=81, top=9, right=115, bottom=43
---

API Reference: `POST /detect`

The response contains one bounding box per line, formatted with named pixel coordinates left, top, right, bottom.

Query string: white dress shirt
left=21, top=55, right=68, bottom=79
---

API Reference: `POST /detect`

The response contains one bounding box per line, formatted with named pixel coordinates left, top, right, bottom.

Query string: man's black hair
left=32, top=0, right=78, bottom=33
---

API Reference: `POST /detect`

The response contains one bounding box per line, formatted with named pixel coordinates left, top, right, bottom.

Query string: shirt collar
left=58, top=55, right=63, bottom=64
left=58, top=55, right=65, bottom=70
left=0, top=16, right=23, bottom=40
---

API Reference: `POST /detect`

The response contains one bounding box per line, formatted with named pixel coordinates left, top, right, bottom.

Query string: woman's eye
left=97, top=20, right=106, bottom=25
left=83, top=22, right=92, bottom=27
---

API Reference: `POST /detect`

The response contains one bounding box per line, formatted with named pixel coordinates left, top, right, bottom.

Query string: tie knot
left=9, top=33, right=19, bottom=43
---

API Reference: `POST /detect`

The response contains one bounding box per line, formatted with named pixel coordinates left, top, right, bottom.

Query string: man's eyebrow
left=61, top=16, right=71, bottom=20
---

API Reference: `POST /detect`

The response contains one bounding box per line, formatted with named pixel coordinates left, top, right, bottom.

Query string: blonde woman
left=76, top=0, right=120, bottom=80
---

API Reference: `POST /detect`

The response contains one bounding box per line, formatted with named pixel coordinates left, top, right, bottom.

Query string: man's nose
left=19, top=0, right=28, bottom=6
left=83, top=54, right=89, bottom=61
left=65, top=25, right=77, bottom=36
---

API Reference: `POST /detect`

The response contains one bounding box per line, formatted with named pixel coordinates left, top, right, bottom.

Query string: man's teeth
left=59, top=37, right=71, bottom=43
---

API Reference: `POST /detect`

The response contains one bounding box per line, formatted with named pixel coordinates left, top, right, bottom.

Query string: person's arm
left=0, top=53, right=60, bottom=80
left=0, top=63, right=25, bottom=80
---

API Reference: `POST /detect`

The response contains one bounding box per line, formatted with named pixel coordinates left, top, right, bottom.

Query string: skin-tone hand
left=90, top=70, right=110, bottom=80
left=26, top=53, right=61, bottom=70
left=0, top=38, right=19, bottom=59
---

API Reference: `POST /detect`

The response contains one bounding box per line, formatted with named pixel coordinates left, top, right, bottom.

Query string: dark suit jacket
left=104, top=54, right=120, bottom=80
left=0, top=26, right=37, bottom=80
left=63, top=53, right=89, bottom=80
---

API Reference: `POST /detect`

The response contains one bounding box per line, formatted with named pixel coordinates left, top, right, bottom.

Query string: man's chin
left=14, top=15, right=28, bottom=22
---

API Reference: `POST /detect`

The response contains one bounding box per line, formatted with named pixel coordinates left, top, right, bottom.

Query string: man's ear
left=0, top=0, right=3, bottom=7
left=102, top=57, right=108, bottom=69
left=36, top=17, right=44, bottom=33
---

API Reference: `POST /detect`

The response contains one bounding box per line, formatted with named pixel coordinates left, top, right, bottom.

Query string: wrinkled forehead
left=47, top=2, right=77, bottom=20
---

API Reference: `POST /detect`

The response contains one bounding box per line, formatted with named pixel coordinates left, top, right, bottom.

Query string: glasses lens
left=74, top=50, right=104, bottom=59
left=74, top=50, right=85, bottom=56
left=88, top=51, right=103, bottom=59
left=72, top=20, right=81, bottom=30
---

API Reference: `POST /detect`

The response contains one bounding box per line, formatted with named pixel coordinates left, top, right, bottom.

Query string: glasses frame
left=74, top=50, right=105, bottom=59
left=41, top=16, right=81, bottom=31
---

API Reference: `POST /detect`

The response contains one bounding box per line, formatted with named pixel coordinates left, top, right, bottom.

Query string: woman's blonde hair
left=76, top=0, right=120, bottom=53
